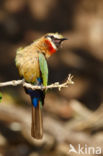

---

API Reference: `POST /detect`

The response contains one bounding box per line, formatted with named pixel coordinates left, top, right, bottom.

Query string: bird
left=15, top=33, right=67, bottom=139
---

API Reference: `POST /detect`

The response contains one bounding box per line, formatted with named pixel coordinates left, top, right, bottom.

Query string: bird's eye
left=50, top=35, right=54, bottom=39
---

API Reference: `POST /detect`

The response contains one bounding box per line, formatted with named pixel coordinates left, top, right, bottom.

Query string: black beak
left=60, top=38, right=68, bottom=42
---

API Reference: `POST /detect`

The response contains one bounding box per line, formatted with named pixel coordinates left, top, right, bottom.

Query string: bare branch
left=0, top=74, right=74, bottom=90
left=0, top=80, right=23, bottom=87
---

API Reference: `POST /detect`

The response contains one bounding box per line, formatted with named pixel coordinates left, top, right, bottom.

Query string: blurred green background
left=0, top=0, right=103, bottom=156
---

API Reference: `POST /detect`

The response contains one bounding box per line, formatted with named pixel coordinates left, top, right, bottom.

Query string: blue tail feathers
left=32, top=97, right=39, bottom=107
left=24, top=89, right=45, bottom=108
left=25, top=89, right=44, bottom=107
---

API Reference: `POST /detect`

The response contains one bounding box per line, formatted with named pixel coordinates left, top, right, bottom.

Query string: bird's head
left=39, top=33, right=67, bottom=58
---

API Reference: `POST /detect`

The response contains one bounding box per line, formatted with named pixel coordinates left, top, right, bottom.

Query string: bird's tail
left=25, top=88, right=44, bottom=139
left=31, top=97, right=43, bottom=139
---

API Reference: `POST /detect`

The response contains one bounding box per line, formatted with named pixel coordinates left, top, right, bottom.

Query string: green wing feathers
left=39, top=53, right=48, bottom=86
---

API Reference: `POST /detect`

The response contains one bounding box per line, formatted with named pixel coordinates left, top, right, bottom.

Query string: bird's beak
left=59, top=38, right=68, bottom=48
left=61, top=38, right=68, bottom=42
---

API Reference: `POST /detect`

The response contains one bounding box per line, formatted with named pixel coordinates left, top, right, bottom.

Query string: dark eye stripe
left=50, top=35, right=54, bottom=39
left=45, top=35, right=60, bottom=40
left=45, top=35, right=54, bottom=38
left=47, top=35, right=54, bottom=39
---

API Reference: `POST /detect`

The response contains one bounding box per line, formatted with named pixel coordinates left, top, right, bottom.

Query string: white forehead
left=47, top=33, right=63, bottom=39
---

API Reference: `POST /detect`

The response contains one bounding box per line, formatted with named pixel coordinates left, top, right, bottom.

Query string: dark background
left=0, top=0, right=103, bottom=156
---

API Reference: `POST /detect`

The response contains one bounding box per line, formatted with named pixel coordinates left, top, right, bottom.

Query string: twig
left=0, top=74, right=74, bottom=90
left=0, top=80, right=23, bottom=87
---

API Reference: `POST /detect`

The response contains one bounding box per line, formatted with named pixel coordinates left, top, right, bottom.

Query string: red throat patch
left=45, top=39, right=56, bottom=54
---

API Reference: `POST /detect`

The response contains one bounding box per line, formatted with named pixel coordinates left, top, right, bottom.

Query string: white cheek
left=47, top=38, right=57, bottom=50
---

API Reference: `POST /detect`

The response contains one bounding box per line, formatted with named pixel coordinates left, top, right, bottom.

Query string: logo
left=69, top=144, right=101, bottom=155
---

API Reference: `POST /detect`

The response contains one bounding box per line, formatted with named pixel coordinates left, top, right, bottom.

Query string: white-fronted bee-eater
left=15, top=33, right=67, bottom=139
